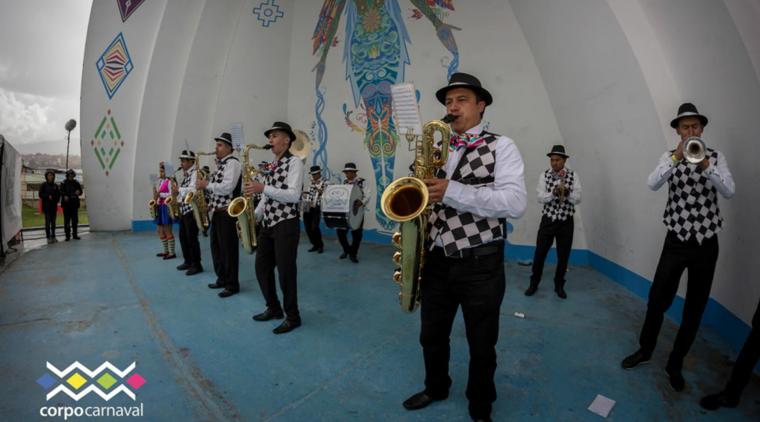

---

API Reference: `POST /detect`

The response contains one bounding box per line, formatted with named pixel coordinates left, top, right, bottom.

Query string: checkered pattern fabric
left=663, top=148, right=723, bottom=243
left=541, top=169, right=576, bottom=221
left=301, top=179, right=326, bottom=212
left=429, top=133, right=505, bottom=256
left=206, top=156, right=240, bottom=211
left=179, top=168, right=194, bottom=215
left=262, top=155, right=299, bottom=228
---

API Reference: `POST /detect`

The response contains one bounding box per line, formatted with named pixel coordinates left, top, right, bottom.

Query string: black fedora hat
left=342, top=162, right=358, bottom=172
left=670, top=102, right=708, bottom=128
left=547, top=145, right=569, bottom=158
left=309, top=165, right=322, bottom=174
left=264, top=121, right=296, bottom=142
left=214, top=132, right=233, bottom=146
left=435, top=72, right=493, bottom=106
left=178, top=150, right=196, bottom=160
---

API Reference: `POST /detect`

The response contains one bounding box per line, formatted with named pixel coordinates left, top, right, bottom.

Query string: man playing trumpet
left=622, top=102, right=735, bottom=392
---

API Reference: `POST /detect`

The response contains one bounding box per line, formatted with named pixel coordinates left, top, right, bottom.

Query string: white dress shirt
left=537, top=168, right=582, bottom=205
left=206, top=153, right=242, bottom=198
left=647, top=149, right=735, bottom=198
left=441, top=121, right=528, bottom=219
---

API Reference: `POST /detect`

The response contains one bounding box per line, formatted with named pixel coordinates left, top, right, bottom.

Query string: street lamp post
left=65, top=119, right=77, bottom=170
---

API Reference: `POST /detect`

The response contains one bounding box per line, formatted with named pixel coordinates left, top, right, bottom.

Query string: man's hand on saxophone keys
left=244, top=180, right=265, bottom=196
left=424, top=178, right=449, bottom=203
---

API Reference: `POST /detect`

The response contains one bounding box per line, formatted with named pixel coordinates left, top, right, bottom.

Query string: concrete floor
left=0, top=231, right=757, bottom=421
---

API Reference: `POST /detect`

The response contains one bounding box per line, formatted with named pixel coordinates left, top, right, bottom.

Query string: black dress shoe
left=218, top=289, right=238, bottom=298
left=272, top=319, right=301, bottom=334
left=308, top=246, right=319, bottom=252
left=176, top=263, right=191, bottom=271
left=339, top=253, right=348, bottom=259
left=621, top=349, right=651, bottom=369
left=73, top=235, right=81, bottom=240
left=65, top=237, right=70, bottom=242
left=163, top=254, right=177, bottom=260
left=207, top=282, right=224, bottom=289
left=157, top=252, right=167, bottom=257
left=665, top=367, right=685, bottom=392
left=350, top=255, right=358, bottom=263
left=555, top=286, right=567, bottom=299
left=185, top=266, right=203, bottom=276
left=700, top=390, right=740, bottom=410
left=253, top=308, right=284, bottom=321
left=524, top=285, right=538, bottom=296
left=403, top=391, right=447, bottom=410
left=317, top=247, right=324, bottom=254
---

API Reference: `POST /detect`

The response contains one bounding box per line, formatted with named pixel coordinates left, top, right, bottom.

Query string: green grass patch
left=22, top=204, right=89, bottom=228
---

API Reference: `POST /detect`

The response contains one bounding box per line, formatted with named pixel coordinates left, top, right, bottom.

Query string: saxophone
left=148, top=193, right=158, bottom=220
left=185, top=152, right=213, bottom=230
left=380, top=114, right=454, bottom=312
left=166, top=172, right=181, bottom=220
left=228, top=144, right=271, bottom=254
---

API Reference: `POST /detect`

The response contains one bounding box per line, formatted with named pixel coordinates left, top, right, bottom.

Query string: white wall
left=81, top=1, right=758, bottom=323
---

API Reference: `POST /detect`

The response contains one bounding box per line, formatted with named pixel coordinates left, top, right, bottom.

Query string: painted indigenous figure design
left=312, top=0, right=459, bottom=230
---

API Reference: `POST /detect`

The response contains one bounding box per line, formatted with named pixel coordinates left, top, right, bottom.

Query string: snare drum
left=322, top=184, right=364, bottom=230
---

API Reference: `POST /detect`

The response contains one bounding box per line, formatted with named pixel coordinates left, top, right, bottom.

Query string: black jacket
left=39, top=181, right=61, bottom=211
left=60, top=179, right=82, bottom=208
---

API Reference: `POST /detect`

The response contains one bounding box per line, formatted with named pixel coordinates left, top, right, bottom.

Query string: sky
left=0, top=0, right=93, bottom=156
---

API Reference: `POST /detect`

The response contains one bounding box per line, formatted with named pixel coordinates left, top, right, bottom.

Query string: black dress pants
left=179, top=212, right=202, bottom=267
left=255, top=218, right=300, bottom=321
left=303, top=207, right=323, bottom=249
left=530, top=215, right=573, bottom=287
left=419, top=242, right=505, bottom=419
left=639, top=231, right=719, bottom=368
left=724, top=299, right=760, bottom=397
left=337, top=219, right=363, bottom=257
left=210, top=211, right=239, bottom=291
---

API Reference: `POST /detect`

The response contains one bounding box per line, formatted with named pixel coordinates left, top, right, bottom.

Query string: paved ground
left=0, top=231, right=757, bottom=421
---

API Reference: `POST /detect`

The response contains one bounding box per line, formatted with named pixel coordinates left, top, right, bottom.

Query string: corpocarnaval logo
left=37, top=361, right=146, bottom=401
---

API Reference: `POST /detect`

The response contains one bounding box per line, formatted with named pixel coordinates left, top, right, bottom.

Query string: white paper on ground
left=588, top=394, right=615, bottom=418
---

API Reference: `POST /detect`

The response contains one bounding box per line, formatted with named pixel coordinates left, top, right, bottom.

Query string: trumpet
left=684, top=136, right=706, bottom=164
left=228, top=144, right=272, bottom=254
left=380, top=114, right=455, bottom=312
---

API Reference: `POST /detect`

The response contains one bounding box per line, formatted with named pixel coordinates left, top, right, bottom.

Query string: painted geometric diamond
left=36, top=373, right=56, bottom=390
left=96, top=32, right=133, bottom=99
left=91, top=109, right=125, bottom=176
left=117, top=0, right=146, bottom=22
left=126, top=373, right=145, bottom=390
left=253, top=0, right=284, bottom=27
left=66, top=373, right=87, bottom=390
left=96, top=373, right=117, bottom=390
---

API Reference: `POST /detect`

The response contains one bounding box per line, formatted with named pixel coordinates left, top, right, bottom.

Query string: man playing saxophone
left=196, top=132, right=242, bottom=298
left=244, top=122, right=304, bottom=335
left=173, top=150, right=203, bottom=276
left=402, top=73, right=527, bottom=422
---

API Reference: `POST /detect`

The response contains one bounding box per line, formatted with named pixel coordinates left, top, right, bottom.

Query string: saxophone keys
left=393, top=270, right=402, bottom=284
left=392, top=232, right=402, bottom=246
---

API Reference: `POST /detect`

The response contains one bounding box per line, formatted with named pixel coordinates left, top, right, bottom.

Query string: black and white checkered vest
left=302, top=179, right=326, bottom=212
left=541, top=169, right=576, bottom=221
left=429, top=132, right=506, bottom=256
left=206, top=156, right=241, bottom=211
left=262, top=153, right=300, bottom=228
left=179, top=168, right=195, bottom=215
left=663, top=148, right=722, bottom=244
